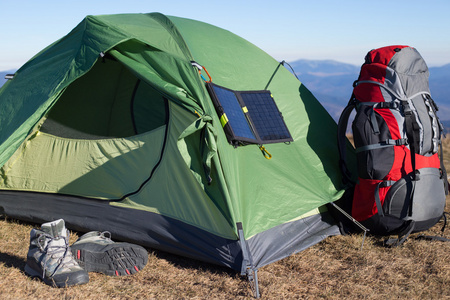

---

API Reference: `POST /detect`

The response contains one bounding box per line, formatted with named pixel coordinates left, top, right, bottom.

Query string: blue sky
left=1, top=0, right=449, bottom=71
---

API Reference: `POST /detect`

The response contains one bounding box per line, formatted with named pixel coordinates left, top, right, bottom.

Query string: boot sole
left=71, top=243, right=148, bottom=276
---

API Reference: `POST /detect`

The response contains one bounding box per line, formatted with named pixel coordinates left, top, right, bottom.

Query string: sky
left=1, top=0, right=450, bottom=71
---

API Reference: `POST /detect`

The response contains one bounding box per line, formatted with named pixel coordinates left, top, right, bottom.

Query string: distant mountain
left=286, top=60, right=359, bottom=121
left=428, top=63, right=450, bottom=117
left=287, top=60, right=450, bottom=121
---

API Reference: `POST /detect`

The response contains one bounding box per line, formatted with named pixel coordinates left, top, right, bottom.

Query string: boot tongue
left=41, top=219, right=67, bottom=238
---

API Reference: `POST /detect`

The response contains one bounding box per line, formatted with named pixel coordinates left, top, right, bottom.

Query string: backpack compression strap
left=374, top=180, right=396, bottom=217
left=403, top=101, right=420, bottom=180
left=355, top=139, right=408, bottom=153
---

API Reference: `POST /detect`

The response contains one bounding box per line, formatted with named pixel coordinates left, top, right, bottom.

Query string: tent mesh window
left=40, top=58, right=168, bottom=139
left=206, top=82, right=292, bottom=146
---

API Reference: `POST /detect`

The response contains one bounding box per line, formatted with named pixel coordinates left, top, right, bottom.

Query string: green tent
left=0, top=13, right=346, bottom=286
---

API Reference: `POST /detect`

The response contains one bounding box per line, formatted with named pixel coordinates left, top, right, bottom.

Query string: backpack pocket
left=382, top=173, right=414, bottom=219
left=383, top=167, right=445, bottom=225
left=409, top=168, right=446, bottom=222
left=352, top=105, right=394, bottom=180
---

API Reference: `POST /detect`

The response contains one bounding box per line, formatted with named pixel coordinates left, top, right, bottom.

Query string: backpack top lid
left=354, top=45, right=430, bottom=103
left=364, top=45, right=409, bottom=66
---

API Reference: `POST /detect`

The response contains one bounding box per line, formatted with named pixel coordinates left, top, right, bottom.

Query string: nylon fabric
left=108, top=43, right=203, bottom=116
left=247, top=210, right=340, bottom=269
left=177, top=115, right=217, bottom=185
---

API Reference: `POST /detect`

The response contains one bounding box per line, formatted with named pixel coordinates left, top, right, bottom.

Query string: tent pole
left=237, top=222, right=260, bottom=298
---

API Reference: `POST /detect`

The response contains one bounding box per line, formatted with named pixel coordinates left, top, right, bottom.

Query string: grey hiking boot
left=25, top=219, right=89, bottom=287
left=71, top=231, right=148, bottom=276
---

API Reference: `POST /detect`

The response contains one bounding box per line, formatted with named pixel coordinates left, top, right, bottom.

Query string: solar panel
left=206, top=83, right=292, bottom=146
left=211, top=85, right=256, bottom=141
left=238, top=91, right=292, bottom=143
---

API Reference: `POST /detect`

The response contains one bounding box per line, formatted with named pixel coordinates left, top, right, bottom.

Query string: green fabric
left=109, top=40, right=203, bottom=116
left=0, top=127, right=165, bottom=198
left=177, top=115, right=217, bottom=185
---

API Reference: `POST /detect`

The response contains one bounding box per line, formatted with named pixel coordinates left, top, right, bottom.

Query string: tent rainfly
left=0, top=13, right=348, bottom=297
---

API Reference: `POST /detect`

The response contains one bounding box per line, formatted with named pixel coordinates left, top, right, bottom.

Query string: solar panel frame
left=206, top=82, right=292, bottom=146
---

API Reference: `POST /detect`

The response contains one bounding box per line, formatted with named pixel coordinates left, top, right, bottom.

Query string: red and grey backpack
left=337, top=45, right=448, bottom=245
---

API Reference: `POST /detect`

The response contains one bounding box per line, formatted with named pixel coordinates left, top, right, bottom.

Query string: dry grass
left=1, top=138, right=450, bottom=299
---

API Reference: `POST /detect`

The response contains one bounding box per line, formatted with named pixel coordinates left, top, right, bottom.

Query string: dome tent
left=0, top=13, right=346, bottom=295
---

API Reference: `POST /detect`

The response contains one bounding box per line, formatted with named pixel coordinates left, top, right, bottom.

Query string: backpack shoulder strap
left=338, top=96, right=357, bottom=184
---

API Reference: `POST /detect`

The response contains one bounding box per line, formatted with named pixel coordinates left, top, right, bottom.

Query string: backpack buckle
left=395, top=138, right=408, bottom=146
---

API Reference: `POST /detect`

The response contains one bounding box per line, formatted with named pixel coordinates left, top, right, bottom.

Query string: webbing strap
left=374, top=180, right=396, bottom=217
left=384, top=220, right=415, bottom=247
left=440, top=141, right=449, bottom=195
left=404, top=106, right=418, bottom=180
left=375, top=101, right=400, bottom=109
left=369, top=108, right=380, bottom=134
left=357, top=101, right=399, bottom=109
left=356, top=138, right=408, bottom=153
left=416, top=235, right=450, bottom=242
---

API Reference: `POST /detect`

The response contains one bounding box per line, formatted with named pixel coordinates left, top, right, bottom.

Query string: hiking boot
left=25, top=219, right=89, bottom=288
left=71, top=231, right=148, bottom=276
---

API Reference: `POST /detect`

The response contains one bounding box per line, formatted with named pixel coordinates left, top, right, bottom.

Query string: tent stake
left=329, top=202, right=369, bottom=250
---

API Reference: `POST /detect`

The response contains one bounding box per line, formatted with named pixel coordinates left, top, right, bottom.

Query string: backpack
left=337, top=45, right=448, bottom=244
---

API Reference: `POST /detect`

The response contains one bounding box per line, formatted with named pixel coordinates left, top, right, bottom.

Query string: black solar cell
left=212, top=85, right=255, bottom=141
left=240, top=92, right=291, bottom=141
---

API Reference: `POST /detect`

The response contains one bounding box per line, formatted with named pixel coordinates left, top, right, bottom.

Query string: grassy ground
left=1, top=139, right=450, bottom=299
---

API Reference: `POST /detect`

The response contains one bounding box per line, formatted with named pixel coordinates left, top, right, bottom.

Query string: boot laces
left=38, top=233, right=77, bottom=277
